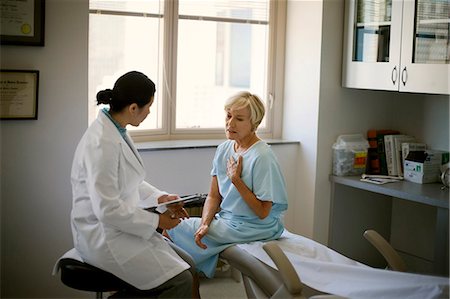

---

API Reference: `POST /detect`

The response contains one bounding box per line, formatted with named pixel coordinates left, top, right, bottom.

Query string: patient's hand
left=194, top=224, right=209, bottom=249
left=227, top=155, right=243, bottom=181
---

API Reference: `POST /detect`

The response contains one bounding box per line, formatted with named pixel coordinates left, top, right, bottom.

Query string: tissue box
left=404, top=150, right=450, bottom=184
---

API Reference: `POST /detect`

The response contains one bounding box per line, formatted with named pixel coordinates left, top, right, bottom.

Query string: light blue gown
left=167, top=140, right=288, bottom=277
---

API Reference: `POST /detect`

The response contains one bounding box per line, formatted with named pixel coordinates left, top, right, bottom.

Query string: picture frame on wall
left=0, top=0, right=45, bottom=46
left=0, top=70, right=39, bottom=120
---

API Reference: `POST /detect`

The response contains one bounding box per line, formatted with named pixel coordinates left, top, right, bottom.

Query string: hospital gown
left=167, top=140, right=288, bottom=277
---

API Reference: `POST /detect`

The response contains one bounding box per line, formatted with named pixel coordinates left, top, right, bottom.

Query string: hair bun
left=96, top=89, right=113, bottom=105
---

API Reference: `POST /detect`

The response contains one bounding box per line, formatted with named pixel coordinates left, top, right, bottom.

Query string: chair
left=363, top=229, right=407, bottom=272
left=59, top=258, right=129, bottom=298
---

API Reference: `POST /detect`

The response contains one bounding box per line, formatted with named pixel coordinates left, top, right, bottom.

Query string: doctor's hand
left=194, top=224, right=209, bottom=249
left=158, top=193, right=180, bottom=205
left=158, top=210, right=181, bottom=230
left=159, top=193, right=190, bottom=220
left=167, top=206, right=189, bottom=220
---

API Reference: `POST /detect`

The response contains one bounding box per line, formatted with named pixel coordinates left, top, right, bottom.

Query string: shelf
left=330, top=175, right=449, bottom=209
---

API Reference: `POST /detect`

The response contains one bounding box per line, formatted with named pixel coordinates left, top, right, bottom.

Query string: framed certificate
left=0, top=0, right=45, bottom=46
left=0, top=70, right=39, bottom=120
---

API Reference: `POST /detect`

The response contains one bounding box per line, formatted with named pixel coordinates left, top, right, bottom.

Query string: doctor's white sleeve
left=138, top=181, right=168, bottom=211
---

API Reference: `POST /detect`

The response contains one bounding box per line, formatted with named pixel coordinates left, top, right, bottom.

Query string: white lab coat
left=70, top=111, right=189, bottom=290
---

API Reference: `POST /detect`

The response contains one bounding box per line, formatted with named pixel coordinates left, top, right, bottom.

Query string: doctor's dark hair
left=96, top=71, right=156, bottom=112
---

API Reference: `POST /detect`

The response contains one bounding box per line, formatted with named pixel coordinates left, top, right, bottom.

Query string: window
left=89, top=0, right=285, bottom=141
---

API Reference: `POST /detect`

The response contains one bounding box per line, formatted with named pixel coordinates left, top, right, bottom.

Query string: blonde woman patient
left=165, top=91, right=288, bottom=281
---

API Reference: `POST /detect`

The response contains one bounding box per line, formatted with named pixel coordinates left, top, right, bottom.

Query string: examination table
left=220, top=230, right=449, bottom=299
left=55, top=230, right=449, bottom=299
left=55, top=193, right=449, bottom=299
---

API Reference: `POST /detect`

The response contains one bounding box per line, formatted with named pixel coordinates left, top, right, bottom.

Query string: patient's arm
left=194, top=176, right=222, bottom=249
left=201, top=176, right=221, bottom=224
left=227, top=155, right=272, bottom=219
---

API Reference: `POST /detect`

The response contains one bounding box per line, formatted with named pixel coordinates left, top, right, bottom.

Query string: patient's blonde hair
left=225, top=91, right=265, bottom=131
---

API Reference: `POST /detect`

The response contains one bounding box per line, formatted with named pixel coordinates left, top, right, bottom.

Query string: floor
left=199, top=263, right=247, bottom=299
left=199, top=277, right=246, bottom=299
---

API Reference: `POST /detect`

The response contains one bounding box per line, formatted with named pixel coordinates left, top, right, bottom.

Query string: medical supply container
left=332, top=134, right=369, bottom=176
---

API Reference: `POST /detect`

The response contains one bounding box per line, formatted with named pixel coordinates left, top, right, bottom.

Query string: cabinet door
left=399, top=0, right=450, bottom=94
left=342, top=0, right=403, bottom=91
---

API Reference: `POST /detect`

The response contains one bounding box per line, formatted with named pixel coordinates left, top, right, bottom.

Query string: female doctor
left=70, top=71, right=194, bottom=298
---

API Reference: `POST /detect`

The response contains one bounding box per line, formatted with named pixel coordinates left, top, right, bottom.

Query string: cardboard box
left=404, top=150, right=450, bottom=184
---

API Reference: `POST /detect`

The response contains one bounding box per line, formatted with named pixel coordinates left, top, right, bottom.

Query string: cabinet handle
left=401, top=66, right=407, bottom=86
left=391, top=66, right=397, bottom=85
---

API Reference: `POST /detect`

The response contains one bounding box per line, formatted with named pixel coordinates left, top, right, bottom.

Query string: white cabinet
left=342, top=0, right=450, bottom=95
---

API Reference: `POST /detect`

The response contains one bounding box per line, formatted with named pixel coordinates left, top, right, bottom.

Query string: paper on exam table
left=237, top=230, right=449, bottom=299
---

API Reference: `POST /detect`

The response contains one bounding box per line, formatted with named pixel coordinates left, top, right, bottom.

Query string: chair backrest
left=363, top=229, right=407, bottom=272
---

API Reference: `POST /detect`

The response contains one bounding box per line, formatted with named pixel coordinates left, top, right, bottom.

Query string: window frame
left=89, top=0, right=286, bottom=142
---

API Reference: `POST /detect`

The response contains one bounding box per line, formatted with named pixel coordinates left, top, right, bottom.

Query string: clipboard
left=152, top=194, right=201, bottom=208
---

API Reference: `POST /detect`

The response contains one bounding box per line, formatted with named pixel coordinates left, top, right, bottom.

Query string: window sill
left=136, top=139, right=300, bottom=152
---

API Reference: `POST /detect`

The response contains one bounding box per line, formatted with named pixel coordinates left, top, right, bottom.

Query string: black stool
left=59, top=258, right=128, bottom=298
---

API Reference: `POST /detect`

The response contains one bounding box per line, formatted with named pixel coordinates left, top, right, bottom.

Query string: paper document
left=360, top=174, right=403, bottom=185
left=360, top=178, right=401, bottom=185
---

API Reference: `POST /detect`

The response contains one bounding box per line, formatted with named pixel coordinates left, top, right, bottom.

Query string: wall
left=1, top=0, right=89, bottom=297
left=139, top=143, right=300, bottom=232
left=1, top=0, right=448, bottom=297
left=282, top=0, right=322, bottom=238
left=283, top=0, right=449, bottom=244
left=282, top=0, right=392, bottom=241
left=315, top=0, right=398, bottom=243
left=314, top=1, right=449, bottom=246
left=0, top=1, right=298, bottom=297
